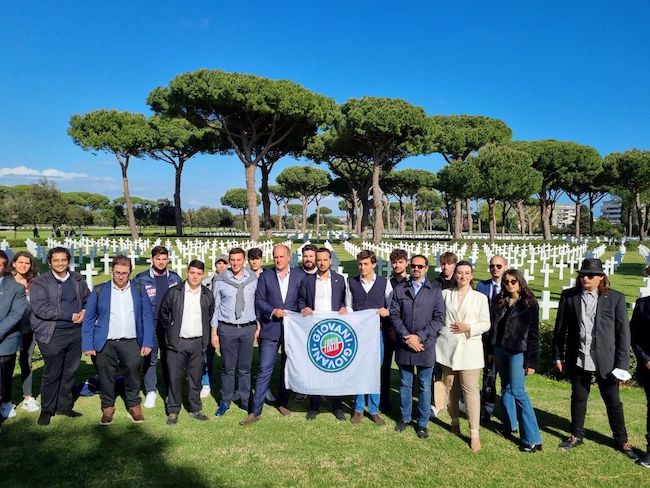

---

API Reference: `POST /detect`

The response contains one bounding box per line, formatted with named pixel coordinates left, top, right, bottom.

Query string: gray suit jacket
left=0, top=276, right=28, bottom=355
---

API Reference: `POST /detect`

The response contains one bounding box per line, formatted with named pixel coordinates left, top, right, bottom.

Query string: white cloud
left=0, top=165, right=88, bottom=180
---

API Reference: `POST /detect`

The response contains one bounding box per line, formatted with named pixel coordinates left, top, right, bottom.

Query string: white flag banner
left=283, top=309, right=380, bottom=396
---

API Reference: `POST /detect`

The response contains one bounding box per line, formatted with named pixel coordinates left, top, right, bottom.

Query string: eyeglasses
left=411, top=264, right=427, bottom=270
left=112, top=271, right=130, bottom=277
left=579, top=273, right=599, bottom=279
left=489, top=264, right=503, bottom=269
left=503, top=279, right=518, bottom=285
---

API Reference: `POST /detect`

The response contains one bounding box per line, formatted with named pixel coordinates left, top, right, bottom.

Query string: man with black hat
left=552, top=258, right=638, bottom=459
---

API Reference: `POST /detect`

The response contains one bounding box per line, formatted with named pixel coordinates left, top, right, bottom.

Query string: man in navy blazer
left=0, top=250, right=27, bottom=420
left=241, top=244, right=304, bottom=425
left=299, top=247, right=348, bottom=421
left=82, top=256, right=154, bottom=425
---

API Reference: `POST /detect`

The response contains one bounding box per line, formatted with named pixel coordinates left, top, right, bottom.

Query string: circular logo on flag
left=307, top=318, right=358, bottom=372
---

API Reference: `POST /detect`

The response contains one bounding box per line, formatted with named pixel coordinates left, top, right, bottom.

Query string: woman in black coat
left=490, top=269, right=542, bottom=453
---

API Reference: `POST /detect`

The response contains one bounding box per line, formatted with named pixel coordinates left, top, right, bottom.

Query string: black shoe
left=38, top=412, right=52, bottom=426
left=189, top=411, right=209, bottom=421
left=620, top=442, right=640, bottom=461
left=559, top=436, right=583, bottom=450
left=520, top=443, right=543, bottom=453
left=395, top=420, right=408, bottom=432
left=166, top=413, right=179, bottom=425
left=333, top=409, right=346, bottom=421
left=638, top=452, right=650, bottom=468
left=56, top=409, right=82, bottom=418
left=306, top=410, right=318, bottom=421
left=416, top=426, right=429, bottom=439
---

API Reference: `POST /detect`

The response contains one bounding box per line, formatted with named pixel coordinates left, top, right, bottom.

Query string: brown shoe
left=351, top=411, right=364, bottom=424
left=240, top=413, right=261, bottom=426
left=100, top=407, right=115, bottom=425
left=370, top=414, right=386, bottom=426
left=277, top=406, right=292, bottom=417
left=127, top=405, right=145, bottom=424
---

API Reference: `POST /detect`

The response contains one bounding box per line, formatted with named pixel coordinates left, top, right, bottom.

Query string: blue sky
left=1, top=0, right=648, bottom=215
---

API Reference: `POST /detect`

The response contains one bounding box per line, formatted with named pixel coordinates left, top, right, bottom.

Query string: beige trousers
left=442, top=365, right=481, bottom=437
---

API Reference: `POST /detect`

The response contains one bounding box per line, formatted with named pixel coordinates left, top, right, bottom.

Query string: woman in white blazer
left=436, top=260, right=490, bottom=452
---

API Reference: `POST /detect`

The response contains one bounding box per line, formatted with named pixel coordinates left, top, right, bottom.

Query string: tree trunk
left=476, top=199, right=482, bottom=234
left=260, top=163, right=273, bottom=239
left=360, top=197, right=370, bottom=239
left=574, top=201, right=581, bottom=238
left=315, top=201, right=321, bottom=237
left=275, top=199, right=283, bottom=231
left=242, top=210, right=248, bottom=232
left=354, top=191, right=363, bottom=235
left=411, top=196, right=418, bottom=235
left=120, top=163, right=139, bottom=240
left=372, top=164, right=384, bottom=244
left=516, top=200, right=527, bottom=236
left=453, top=197, right=462, bottom=239
left=385, top=195, right=392, bottom=234
left=501, top=203, right=508, bottom=235
left=244, top=163, right=260, bottom=240
left=398, top=199, right=406, bottom=235
left=540, top=196, right=552, bottom=240
left=466, top=198, right=473, bottom=236
left=301, top=196, right=308, bottom=234
left=588, top=194, right=595, bottom=235
left=636, top=192, right=646, bottom=241
left=174, top=160, right=184, bottom=236
left=488, top=200, right=496, bottom=242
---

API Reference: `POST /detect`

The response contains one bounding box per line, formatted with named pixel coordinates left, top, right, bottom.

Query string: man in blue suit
left=299, top=247, right=348, bottom=421
left=0, top=250, right=27, bottom=420
left=476, top=255, right=510, bottom=424
left=82, top=256, right=154, bottom=425
left=240, top=244, right=304, bottom=425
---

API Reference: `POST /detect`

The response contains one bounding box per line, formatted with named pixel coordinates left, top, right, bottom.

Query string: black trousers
left=638, top=368, right=650, bottom=448
left=0, top=354, right=17, bottom=404
left=37, top=327, right=81, bottom=414
left=95, top=339, right=142, bottom=409
left=309, top=395, right=343, bottom=412
left=380, top=328, right=395, bottom=409
left=218, top=322, right=255, bottom=408
left=570, top=368, right=628, bottom=446
left=480, top=360, right=497, bottom=418
left=19, top=331, right=36, bottom=397
left=166, top=338, right=203, bottom=414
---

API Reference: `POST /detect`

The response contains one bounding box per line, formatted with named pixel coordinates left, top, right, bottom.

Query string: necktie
left=491, top=284, right=498, bottom=302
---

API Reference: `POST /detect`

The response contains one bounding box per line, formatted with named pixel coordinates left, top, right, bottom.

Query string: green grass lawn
left=2, top=238, right=649, bottom=487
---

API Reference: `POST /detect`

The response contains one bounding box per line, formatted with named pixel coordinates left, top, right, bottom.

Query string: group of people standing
left=0, top=242, right=649, bottom=466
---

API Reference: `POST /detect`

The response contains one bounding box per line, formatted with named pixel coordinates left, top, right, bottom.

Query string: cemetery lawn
left=2, top=238, right=649, bottom=487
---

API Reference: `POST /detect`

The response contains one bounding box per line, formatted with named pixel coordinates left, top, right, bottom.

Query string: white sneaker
left=430, top=405, right=439, bottom=419
left=143, top=391, right=157, bottom=409
left=21, top=397, right=40, bottom=413
left=0, top=402, right=16, bottom=418
left=200, top=385, right=211, bottom=399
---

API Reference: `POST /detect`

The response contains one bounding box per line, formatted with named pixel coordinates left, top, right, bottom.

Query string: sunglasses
left=579, top=273, right=600, bottom=279
left=489, top=264, right=503, bottom=269
left=411, top=264, right=427, bottom=270
left=503, top=279, right=518, bottom=285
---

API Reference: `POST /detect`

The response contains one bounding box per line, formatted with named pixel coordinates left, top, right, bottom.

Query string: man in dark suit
left=0, top=250, right=27, bottom=420
left=476, top=255, right=509, bottom=424
left=82, top=255, right=154, bottom=425
left=553, top=258, right=638, bottom=459
left=299, top=247, right=347, bottom=421
left=391, top=254, right=445, bottom=439
left=631, top=265, right=650, bottom=468
left=31, top=247, right=90, bottom=426
left=159, top=260, right=215, bottom=425
left=241, top=244, right=304, bottom=425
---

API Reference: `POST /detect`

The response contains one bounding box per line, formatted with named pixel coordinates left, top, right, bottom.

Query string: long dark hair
left=10, top=251, right=38, bottom=283
left=495, top=269, right=537, bottom=307
left=573, top=272, right=610, bottom=295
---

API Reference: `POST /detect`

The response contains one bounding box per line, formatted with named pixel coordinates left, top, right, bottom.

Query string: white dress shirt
left=107, top=282, right=136, bottom=340
left=180, top=285, right=203, bottom=338
left=314, top=272, right=333, bottom=312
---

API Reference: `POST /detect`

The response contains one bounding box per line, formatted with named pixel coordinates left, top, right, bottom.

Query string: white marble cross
left=81, top=263, right=99, bottom=291
left=540, top=262, right=554, bottom=288
left=539, top=290, right=559, bottom=321
left=100, top=253, right=112, bottom=275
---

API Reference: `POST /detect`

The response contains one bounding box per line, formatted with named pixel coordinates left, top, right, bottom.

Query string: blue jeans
left=398, top=365, right=433, bottom=428
left=355, top=333, right=383, bottom=414
left=495, top=347, right=542, bottom=445
left=201, top=345, right=215, bottom=387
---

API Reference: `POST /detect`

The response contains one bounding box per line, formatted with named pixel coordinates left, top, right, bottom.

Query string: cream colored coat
left=435, top=287, right=491, bottom=371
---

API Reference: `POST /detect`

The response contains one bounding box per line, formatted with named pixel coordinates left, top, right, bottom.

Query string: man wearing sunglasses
left=477, top=255, right=509, bottom=424
left=552, top=258, right=638, bottom=460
